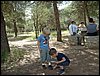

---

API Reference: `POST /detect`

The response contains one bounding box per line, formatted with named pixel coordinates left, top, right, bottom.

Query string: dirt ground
left=1, top=34, right=99, bottom=75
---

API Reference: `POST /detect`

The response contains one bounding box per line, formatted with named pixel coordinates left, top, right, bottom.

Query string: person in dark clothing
left=87, top=18, right=98, bottom=36
left=49, top=48, right=70, bottom=75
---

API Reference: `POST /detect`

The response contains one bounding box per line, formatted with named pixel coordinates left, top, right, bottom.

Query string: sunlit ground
left=1, top=30, right=99, bottom=75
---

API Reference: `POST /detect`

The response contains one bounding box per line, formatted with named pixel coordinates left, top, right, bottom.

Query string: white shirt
left=69, top=24, right=78, bottom=35
left=79, top=24, right=87, bottom=31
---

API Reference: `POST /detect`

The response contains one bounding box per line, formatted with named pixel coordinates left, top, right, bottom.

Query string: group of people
left=68, top=18, right=99, bottom=36
left=36, top=17, right=99, bottom=75
left=68, top=18, right=99, bottom=45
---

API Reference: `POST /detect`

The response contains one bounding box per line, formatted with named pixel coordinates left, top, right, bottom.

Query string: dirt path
left=1, top=34, right=99, bottom=75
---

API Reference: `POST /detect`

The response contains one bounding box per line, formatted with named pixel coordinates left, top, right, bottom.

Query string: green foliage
left=2, top=1, right=99, bottom=34
left=1, top=48, right=28, bottom=72
left=87, top=1, right=99, bottom=17
left=60, top=1, right=99, bottom=25
left=51, top=31, right=57, bottom=37
left=10, top=48, right=26, bottom=61
left=31, top=2, right=54, bottom=28
left=1, top=1, right=26, bottom=33
left=2, top=48, right=27, bottom=64
left=1, top=49, right=9, bottom=63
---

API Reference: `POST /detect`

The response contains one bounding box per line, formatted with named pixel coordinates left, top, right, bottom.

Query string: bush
left=1, top=50, right=9, bottom=63
left=2, top=48, right=27, bottom=64
left=10, top=48, right=27, bottom=62
left=1, top=48, right=28, bottom=71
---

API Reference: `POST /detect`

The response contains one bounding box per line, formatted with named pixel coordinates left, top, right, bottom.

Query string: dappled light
left=1, top=1, right=99, bottom=75
left=2, top=30, right=99, bottom=75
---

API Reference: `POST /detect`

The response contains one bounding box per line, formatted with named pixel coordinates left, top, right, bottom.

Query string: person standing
left=69, top=21, right=78, bottom=36
left=78, top=22, right=87, bottom=45
left=37, top=27, right=52, bottom=69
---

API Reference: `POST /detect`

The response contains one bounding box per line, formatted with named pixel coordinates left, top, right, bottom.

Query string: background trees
left=1, top=1, right=26, bottom=37
left=1, top=1, right=99, bottom=62
left=61, top=1, right=99, bottom=26
left=2, top=1, right=99, bottom=39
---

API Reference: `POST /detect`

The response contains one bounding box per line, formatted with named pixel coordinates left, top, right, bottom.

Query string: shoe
left=81, top=43, right=84, bottom=46
left=48, top=65, right=53, bottom=70
left=42, top=65, right=47, bottom=69
left=57, top=69, right=65, bottom=75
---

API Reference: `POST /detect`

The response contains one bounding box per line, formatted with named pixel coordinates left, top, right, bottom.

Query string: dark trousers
left=86, top=31, right=98, bottom=36
left=77, top=31, right=87, bottom=45
left=58, top=61, right=70, bottom=67
left=77, top=31, right=98, bottom=45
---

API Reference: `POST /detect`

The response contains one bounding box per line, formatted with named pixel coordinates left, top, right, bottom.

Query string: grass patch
left=7, top=33, right=14, bottom=38
left=10, top=48, right=27, bottom=62
left=7, top=30, right=70, bottom=41
left=23, top=36, right=36, bottom=41
left=1, top=50, right=9, bottom=63
left=8, top=36, right=31, bottom=41
left=1, top=48, right=28, bottom=71
left=8, top=32, right=36, bottom=41
left=51, top=31, right=57, bottom=37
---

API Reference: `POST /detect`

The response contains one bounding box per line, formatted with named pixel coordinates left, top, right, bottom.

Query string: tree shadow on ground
left=62, top=46, right=99, bottom=75
left=1, top=61, right=41, bottom=75
left=51, top=35, right=99, bottom=75
left=1, top=56, right=72, bottom=75
left=2, top=35, right=99, bottom=75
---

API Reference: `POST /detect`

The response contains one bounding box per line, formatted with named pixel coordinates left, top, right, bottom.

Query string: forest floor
left=1, top=31, right=99, bottom=75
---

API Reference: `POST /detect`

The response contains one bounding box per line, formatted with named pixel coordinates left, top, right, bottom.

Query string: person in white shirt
left=78, top=22, right=87, bottom=35
left=69, top=21, right=78, bottom=36
left=78, top=22, right=87, bottom=45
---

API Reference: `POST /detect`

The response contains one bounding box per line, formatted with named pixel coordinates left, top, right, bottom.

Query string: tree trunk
left=84, top=1, right=90, bottom=21
left=39, top=24, right=42, bottom=33
left=35, top=18, right=38, bottom=39
left=33, top=18, right=38, bottom=39
left=33, top=3, right=39, bottom=39
left=35, top=29, right=38, bottom=39
left=1, top=11, right=10, bottom=63
left=13, top=19, right=18, bottom=37
left=83, top=1, right=87, bottom=26
left=53, top=1, right=62, bottom=42
left=36, top=7, right=39, bottom=37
